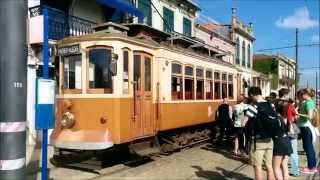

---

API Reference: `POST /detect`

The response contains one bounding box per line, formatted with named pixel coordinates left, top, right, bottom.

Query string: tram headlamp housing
left=61, top=111, right=75, bottom=129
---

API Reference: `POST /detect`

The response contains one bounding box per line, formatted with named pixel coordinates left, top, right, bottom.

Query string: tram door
left=133, top=53, right=154, bottom=138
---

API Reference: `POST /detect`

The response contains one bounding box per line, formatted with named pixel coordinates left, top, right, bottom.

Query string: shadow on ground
left=201, top=143, right=249, bottom=164
left=50, top=146, right=154, bottom=174
left=192, top=165, right=252, bottom=180
left=26, top=143, right=54, bottom=180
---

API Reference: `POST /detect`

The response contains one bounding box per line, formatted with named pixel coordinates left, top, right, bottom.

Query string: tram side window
left=206, top=70, right=213, bottom=99
left=171, top=63, right=183, bottom=100
left=222, top=73, right=227, bottom=98
left=123, top=51, right=129, bottom=94
left=214, top=72, right=221, bottom=99
left=63, top=55, right=82, bottom=91
left=196, top=68, right=204, bottom=100
left=184, top=66, right=194, bottom=100
left=88, top=48, right=112, bottom=93
left=228, top=74, right=234, bottom=99
left=145, top=57, right=151, bottom=91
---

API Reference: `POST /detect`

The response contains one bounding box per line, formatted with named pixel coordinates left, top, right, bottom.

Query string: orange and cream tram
left=51, top=23, right=238, bottom=154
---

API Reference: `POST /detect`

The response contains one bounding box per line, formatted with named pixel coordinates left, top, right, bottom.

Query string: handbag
left=288, top=122, right=300, bottom=139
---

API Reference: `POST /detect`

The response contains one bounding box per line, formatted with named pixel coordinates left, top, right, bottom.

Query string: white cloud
left=276, top=7, right=319, bottom=29
left=311, top=34, right=319, bottom=42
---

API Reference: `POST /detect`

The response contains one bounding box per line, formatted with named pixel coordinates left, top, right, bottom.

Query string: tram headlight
left=61, top=112, right=75, bottom=129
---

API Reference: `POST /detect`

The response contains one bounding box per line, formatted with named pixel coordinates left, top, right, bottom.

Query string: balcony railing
left=279, top=76, right=295, bottom=85
left=29, top=6, right=97, bottom=40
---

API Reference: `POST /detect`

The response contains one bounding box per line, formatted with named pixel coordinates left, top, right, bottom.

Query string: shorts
left=233, top=127, right=244, bottom=138
left=250, top=139, right=273, bottom=167
left=273, top=136, right=293, bottom=156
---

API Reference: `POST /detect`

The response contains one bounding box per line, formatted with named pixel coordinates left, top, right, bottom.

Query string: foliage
left=271, top=74, right=279, bottom=90
left=253, top=57, right=278, bottom=75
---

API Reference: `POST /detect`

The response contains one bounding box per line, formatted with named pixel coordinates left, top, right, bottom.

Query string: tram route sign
left=57, top=44, right=80, bottom=56
left=29, top=6, right=41, bottom=17
left=35, top=78, right=55, bottom=129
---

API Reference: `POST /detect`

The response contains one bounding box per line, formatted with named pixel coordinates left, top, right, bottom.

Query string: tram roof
left=57, top=29, right=237, bottom=69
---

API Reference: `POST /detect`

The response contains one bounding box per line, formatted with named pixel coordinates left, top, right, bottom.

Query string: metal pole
left=295, top=28, right=299, bottom=94
left=41, top=8, right=49, bottom=180
left=316, top=72, right=318, bottom=105
left=0, top=0, right=27, bottom=179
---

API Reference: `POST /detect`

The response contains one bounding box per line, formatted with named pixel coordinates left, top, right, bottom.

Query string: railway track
left=51, top=134, right=212, bottom=175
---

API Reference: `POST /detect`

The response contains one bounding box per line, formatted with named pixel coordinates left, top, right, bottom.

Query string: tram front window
left=63, top=55, right=82, bottom=91
left=88, top=48, right=113, bottom=93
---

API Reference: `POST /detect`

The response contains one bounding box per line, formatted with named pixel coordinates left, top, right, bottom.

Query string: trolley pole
left=294, top=28, right=299, bottom=95
left=0, top=0, right=27, bottom=179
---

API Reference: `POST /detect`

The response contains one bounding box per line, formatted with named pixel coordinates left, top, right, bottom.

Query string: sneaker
left=289, top=173, right=300, bottom=177
left=301, top=167, right=316, bottom=174
left=311, top=168, right=318, bottom=173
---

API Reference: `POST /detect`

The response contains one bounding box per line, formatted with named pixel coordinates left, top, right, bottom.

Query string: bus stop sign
left=35, top=78, right=55, bottom=129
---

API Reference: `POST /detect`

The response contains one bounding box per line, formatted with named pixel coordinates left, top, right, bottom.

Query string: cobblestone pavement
left=27, top=141, right=319, bottom=180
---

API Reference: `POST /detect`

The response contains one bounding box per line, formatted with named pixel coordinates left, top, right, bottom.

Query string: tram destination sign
left=29, top=6, right=41, bottom=17
left=57, top=45, right=80, bottom=56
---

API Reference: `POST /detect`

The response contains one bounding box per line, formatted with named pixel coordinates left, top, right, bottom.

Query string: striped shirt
left=246, top=104, right=258, bottom=119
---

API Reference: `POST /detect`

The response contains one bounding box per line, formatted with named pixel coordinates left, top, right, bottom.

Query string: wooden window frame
left=205, top=69, right=213, bottom=100
left=184, top=65, right=194, bottom=100
left=86, top=45, right=114, bottom=94
left=214, top=71, right=221, bottom=100
left=242, top=41, right=246, bottom=67
left=123, top=49, right=130, bottom=94
left=228, top=73, right=234, bottom=99
left=196, top=67, right=204, bottom=100
left=183, top=17, right=192, bottom=37
left=61, top=54, right=82, bottom=94
left=236, top=38, right=240, bottom=65
left=221, top=73, right=228, bottom=99
left=163, top=7, right=174, bottom=33
left=171, top=62, right=183, bottom=100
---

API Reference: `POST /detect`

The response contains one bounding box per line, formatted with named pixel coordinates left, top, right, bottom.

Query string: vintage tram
left=51, top=23, right=238, bottom=154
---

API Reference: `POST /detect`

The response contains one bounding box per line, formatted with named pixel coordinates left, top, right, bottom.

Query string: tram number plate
left=57, top=45, right=80, bottom=56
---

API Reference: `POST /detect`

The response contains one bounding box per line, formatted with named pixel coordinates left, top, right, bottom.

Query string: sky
left=194, top=0, right=320, bottom=89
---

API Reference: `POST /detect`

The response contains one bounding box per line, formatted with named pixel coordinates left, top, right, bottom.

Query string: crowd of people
left=215, top=87, right=319, bottom=180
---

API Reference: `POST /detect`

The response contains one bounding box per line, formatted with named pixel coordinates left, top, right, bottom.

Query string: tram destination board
left=57, top=44, right=80, bottom=56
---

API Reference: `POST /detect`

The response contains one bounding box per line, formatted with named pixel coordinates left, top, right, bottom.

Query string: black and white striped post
left=0, top=0, right=27, bottom=179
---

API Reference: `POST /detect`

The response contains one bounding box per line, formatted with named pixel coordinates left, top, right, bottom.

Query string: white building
left=230, top=11, right=255, bottom=96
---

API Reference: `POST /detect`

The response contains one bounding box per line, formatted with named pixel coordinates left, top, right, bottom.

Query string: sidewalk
left=26, top=140, right=319, bottom=179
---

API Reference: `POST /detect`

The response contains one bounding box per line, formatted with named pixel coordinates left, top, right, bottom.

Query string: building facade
left=252, top=70, right=271, bottom=97
left=230, top=12, right=255, bottom=96
left=253, top=54, right=296, bottom=98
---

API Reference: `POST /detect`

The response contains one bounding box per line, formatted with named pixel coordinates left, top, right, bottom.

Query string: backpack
left=247, top=102, right=280, bottom=139
left=311, top=108, right=320, bottom=127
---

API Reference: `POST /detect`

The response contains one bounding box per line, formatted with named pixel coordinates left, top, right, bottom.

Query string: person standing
left=243, top=87, right=275, bottom=180
left=233, top=94, right=247, bottom=156
left=298, top=88, right=318, bottom=174
left=216, top=98, right=233, bottom=144
left=287, top=98, right=300, bottom=177
left=273, top=99, right=293, bottom=180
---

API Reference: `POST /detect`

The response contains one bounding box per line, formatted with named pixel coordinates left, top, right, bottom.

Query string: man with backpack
left=243, top=87, right=277, bottom=180
left=216, top=98, right=233, bottom=144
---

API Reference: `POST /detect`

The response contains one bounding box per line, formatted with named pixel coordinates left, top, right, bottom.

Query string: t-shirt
left=233, top=103, right=247, bottom=127
left=298, top=99, right=316, bottom=126
left=246, top=104, right=258, bottom=119
left=287, top=104, right=297, bottom=123
left=246, top=102, right=273, bottom=149
left=218, top=103, right=232, bottom=126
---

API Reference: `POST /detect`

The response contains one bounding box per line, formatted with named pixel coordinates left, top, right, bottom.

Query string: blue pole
left=41, top=7, right=49, bottom=180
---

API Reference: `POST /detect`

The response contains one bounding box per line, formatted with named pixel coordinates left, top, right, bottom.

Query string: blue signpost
left=35, top=8, right=55, bottom=180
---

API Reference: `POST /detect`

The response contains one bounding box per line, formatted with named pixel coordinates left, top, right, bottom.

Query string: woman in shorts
left=273, top=100, right=293, bottom=180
